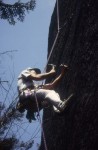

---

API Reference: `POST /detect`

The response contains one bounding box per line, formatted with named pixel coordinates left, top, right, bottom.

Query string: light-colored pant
left=23, top=89, right=62, bottom=112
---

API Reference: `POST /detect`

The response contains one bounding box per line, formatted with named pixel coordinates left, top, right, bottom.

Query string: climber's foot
left=58, top=93, right=74, bottom=112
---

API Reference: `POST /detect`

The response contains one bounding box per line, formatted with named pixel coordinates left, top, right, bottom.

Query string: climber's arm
left=42, top=73, right=64, bottom=90
left=29, top=67, right=56, bottom=81
left=42, top=64, right=68, bottom=89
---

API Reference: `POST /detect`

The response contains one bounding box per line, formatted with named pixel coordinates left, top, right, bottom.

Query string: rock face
left=40, top=0, right=98, bottom=150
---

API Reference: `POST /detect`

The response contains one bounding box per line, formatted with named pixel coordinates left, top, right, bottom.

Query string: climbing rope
left=34, top=88, right=48, bottom=150
left=34, top=1, right=61, bottom=150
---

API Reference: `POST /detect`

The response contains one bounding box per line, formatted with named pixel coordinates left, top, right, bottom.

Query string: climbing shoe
left=58, top=93, right=74, bottom=112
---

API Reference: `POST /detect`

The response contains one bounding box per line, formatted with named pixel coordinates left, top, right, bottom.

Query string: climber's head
left=27, top=67, right=41, bottom=74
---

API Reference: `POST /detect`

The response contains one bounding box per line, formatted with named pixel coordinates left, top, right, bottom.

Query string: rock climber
left=16, top=64, right=73, bottom=122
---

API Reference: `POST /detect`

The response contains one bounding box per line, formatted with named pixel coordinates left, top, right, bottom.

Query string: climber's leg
left=31, top=89, right=73, bottom=112
left=34, top=89, right=62, bottom=110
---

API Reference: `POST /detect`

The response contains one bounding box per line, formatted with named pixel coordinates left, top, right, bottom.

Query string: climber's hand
left=60, top=64, right=68, bottom=73
left=48, top=64, right=56, bottom=74
left=48, top=64, right=56, bottom=69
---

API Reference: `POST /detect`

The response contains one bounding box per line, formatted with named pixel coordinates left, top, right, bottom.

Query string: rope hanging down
left=34, top=88, right=48, bottom=150
left=34, top=1, right=60, bottom=150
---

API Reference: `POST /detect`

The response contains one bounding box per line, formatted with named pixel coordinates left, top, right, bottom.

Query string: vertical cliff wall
left=40, top=0, right=98, bottom=150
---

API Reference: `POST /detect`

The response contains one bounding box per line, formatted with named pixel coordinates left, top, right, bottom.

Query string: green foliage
left=0, top=135, right=34, bottom=150
left=0, top=102, right=34, bottom=150
left=0, top=136, right=17, bottom=150
left=0, top=0, right=36, bottom=25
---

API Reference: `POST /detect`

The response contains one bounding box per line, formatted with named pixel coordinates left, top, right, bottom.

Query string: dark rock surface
left=40, top=0, right=98, bottom=150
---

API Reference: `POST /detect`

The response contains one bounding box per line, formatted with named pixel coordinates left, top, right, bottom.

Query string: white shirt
left=17, top=69, right=34, bottom=92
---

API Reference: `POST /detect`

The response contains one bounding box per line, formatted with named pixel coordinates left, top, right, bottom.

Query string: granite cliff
left=40, top=0, right=98, bottom=150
